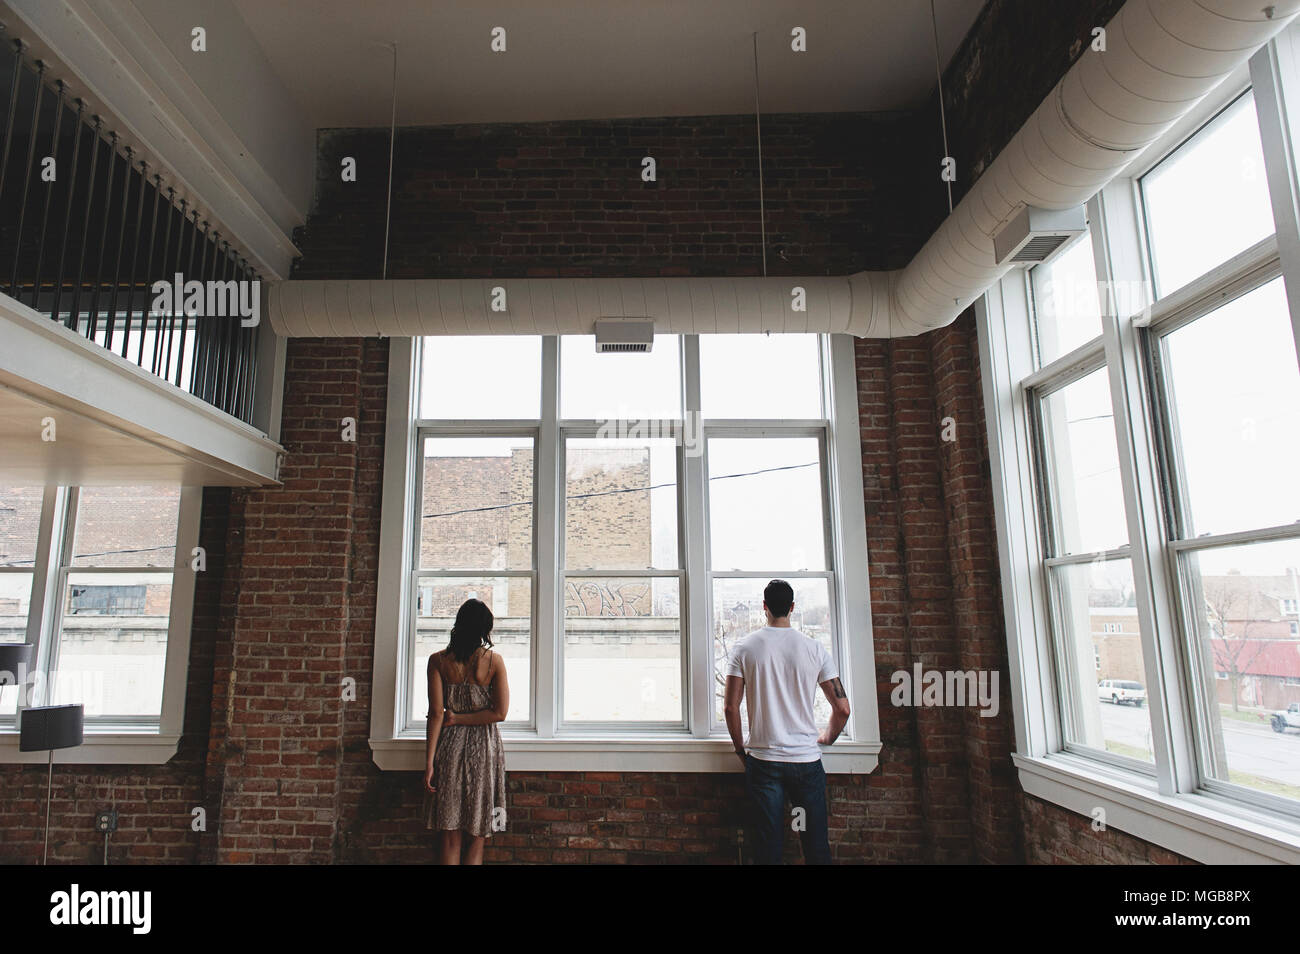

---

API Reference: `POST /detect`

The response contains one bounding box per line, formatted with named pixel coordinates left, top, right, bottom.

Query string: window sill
left=1014, top=752, right=1300, bottom=864
left=372, top=735, right=881, bottom=774
left=0, top=730, right=179, bottom=765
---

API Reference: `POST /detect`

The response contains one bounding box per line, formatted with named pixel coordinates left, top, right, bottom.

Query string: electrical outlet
left=94, top=809, right=118, bottom=833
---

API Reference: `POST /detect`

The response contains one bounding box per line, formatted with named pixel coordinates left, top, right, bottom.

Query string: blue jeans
left=743, top=753, right=832, bottom=865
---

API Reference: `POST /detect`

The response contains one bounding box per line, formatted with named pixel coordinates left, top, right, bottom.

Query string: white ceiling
left=230, top=0, right=985, bottom=127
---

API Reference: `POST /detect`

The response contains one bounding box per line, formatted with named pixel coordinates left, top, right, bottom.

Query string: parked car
left=1270, top=703, right=1300, bottom=734
left=1098, top=679, right=1146, bottom=707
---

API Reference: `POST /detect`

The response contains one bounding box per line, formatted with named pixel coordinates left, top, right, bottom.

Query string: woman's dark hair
left=447, top=598, right=494, bottom=663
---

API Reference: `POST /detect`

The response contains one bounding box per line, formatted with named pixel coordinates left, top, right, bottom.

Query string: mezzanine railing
left=0, top=32, right=260, bottom=425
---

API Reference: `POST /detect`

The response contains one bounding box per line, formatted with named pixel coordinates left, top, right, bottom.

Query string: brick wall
left=1021, top=796, right=1197, bottom=865
left=938, top=0, right=1193, bottom=861
left=298, top=110, right=943, bottom=281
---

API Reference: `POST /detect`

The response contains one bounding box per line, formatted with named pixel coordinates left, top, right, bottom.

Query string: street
left=1100, top=700, right=1300, bottom=787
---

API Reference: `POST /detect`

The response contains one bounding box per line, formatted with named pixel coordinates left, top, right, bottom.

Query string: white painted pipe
left=267, top=0, right=1300, bottom=340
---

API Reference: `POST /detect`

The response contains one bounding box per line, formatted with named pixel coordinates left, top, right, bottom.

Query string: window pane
left=562, top=575, right=681, bottom=722
left=565, top=438, right=677, bottom=570
left=1052, top=559, right=1154, bottom=761
left=0, top=574, right=34, bottom=715
left=420, top=437, right=534, bottom=571
left=57, top=571, right=172, bottom=717
left=71, top=487, right=179, bottom=568
left=708, top=438, right=826, bottom=570
left=712, top=576, right=834, bottom=726
left=1039, top=368, right=1128, bottom=555
left=1141, top=91, right=1275, bottom=297
left=411, top=576, right=531, bottom=725
left=1030, top=234, right=1103, bottom=366
left=0, top=486, right=44, bottom=567
left=1183, top=538, right=1300, bottom=802
left=700, top=334, right=822, bottom=418
left=420, top=336, right=541, bottom=419
left=1160, top=278, right=1300, bottom=537
left=561, top=334, right=681, bottom=420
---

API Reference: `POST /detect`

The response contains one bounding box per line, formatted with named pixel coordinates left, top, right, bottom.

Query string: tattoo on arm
left=832, top=678, right=846, bottom=698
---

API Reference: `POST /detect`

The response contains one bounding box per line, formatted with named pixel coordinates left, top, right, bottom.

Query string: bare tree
left=1203, top=578, right=1270, bottom=713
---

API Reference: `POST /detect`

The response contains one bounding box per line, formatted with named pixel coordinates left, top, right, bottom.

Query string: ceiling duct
left=266, top=0, right=1300, bottom=340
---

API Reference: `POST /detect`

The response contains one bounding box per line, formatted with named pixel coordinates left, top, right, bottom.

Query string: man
left=723, top=579, right=850, bottom=865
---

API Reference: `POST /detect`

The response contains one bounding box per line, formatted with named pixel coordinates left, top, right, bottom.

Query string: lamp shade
left=19, top=704, right=84, bottom=752
left=0, top=643, right=33, bottom=675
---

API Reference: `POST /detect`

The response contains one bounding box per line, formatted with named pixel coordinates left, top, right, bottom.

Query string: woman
left=423, top=598, right=510, bottom=865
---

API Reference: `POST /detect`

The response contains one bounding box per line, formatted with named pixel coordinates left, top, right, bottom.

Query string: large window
left=411, top=435, right=535, bottom=727
left=1138, top=92, right=1300, bottom=812
left=1029, top=362, right=1154, bottom=763
left=563, top=436, right=681, bottom=724
left=0, top=485, right=199, bottom=752
left=1139, top=90, right=1275, bottom=299
left=378, top=332, right=878, bottom=767
left=1148, top=273, right=1300, bottom=804
left=982, top=51, right=1300, bottom=861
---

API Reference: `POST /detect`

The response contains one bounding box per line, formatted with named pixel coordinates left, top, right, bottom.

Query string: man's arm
left=817, top=676, right=850, bottom=746
left=723, top=675, right=746, bottom=768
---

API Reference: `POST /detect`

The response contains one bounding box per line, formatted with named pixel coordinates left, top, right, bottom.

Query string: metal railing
left=0, top=32, right=260, bottom=425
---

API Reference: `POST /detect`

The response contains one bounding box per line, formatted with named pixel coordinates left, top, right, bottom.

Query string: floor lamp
left=19, top=703, right=84, bottom=865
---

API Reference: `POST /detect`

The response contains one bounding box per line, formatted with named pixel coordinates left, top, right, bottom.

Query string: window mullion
left=826, top=334, right=873, bottom=744
left=1095, top=182, right=1197, bottom=797
left=158, top=486, right=201, bottom=735
left=17, top=487, right=65, bottom=714
left=682, top=334, right=710, bottom=737
left=41, top=488, right=77, bottom=707
left=534, top=336, right=561, bottom=738
left=979, top=274, right=1062, bottom=758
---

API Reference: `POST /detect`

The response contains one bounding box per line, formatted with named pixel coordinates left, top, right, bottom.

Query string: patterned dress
left=423, top=656, right=507, bottom=838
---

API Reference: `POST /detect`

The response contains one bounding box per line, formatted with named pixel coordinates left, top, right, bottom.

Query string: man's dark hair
left=763, top=579, right=795, bottom=619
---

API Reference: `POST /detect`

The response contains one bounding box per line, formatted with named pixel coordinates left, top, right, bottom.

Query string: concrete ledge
left=0, top=731, right=180, bottom=765
left=0, top=293, right=283, bottom=487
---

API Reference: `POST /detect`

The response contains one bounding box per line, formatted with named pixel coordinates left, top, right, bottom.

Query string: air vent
left=594, top=318, right=655, bottom=353
left=992, top=205, right=1088, bottom=266
left=1010, top=234, right=1072, bottom=262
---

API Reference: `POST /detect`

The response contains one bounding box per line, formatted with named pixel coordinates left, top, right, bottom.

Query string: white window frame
left=1024, top=340, right=1153, bottom=777
left=370, top=333, right=881, bottom=772
left=978, top=38, right=1300, bottom=863
left=0, top=485, right=202, bottom=764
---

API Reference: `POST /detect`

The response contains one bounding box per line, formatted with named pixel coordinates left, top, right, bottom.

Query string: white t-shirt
left=726, top=626, right=838, bottom=763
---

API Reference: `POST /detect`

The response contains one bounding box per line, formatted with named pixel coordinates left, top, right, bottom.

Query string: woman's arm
left=424, top=656, right=445, bottom=793
left=444, top=655, right=510, bottom=725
